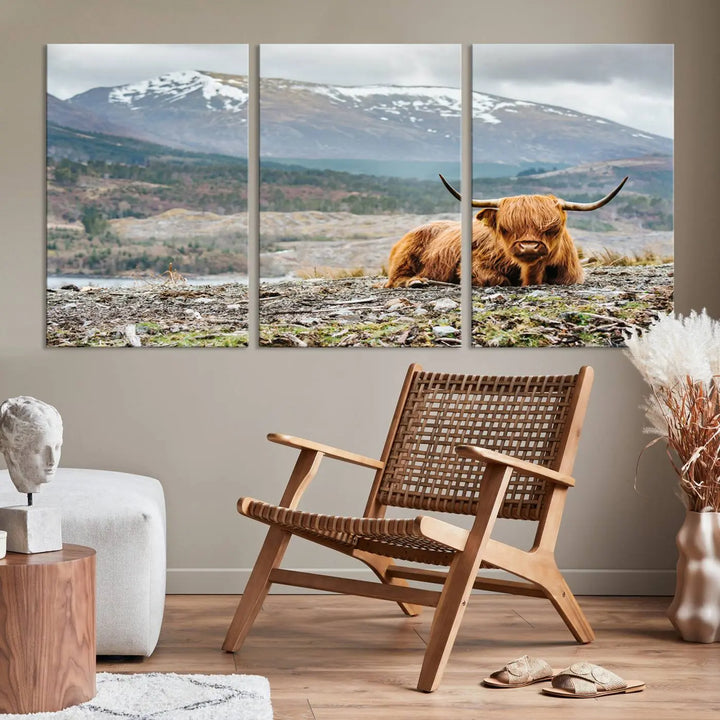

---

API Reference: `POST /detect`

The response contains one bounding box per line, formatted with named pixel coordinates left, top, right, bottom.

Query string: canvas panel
left=258, top=44, right=462, bottom=348
left=46, top=44, right=249, bottom=348
left=470, top=44, right=674, bottom=348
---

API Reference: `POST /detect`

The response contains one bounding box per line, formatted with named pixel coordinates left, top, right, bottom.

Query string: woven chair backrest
left=377, top=370, right=580, bottom=520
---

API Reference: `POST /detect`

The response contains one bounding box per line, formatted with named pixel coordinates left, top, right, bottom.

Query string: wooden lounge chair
left=223, top=363, right=595, bottom=692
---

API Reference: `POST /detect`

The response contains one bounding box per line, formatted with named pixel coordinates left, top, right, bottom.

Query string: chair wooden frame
left=223, top=363, right=594, bottom=692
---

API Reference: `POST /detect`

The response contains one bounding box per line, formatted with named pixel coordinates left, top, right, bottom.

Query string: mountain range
left=48, top=70, right=673, bottom=169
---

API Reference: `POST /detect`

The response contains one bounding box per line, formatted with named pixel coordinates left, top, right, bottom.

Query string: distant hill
left=469, top=93, right=671, bottom=166
left=48, top=70, right=673, bottom=172
left=47, top=94, right=132, bottom=137
left=469, top=156, right=673, bottom=201
left=47, top=122, right=248, bottom=166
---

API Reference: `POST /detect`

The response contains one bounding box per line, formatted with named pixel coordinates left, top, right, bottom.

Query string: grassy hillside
left=47, top=123, right=249, bottom=167
left=259, top=157, right=572, bottom=180
left=47, top=124, right=673, bottom=277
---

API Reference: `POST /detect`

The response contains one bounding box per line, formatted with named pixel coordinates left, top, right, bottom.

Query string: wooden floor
left=99, top=594, right=720, bottom=719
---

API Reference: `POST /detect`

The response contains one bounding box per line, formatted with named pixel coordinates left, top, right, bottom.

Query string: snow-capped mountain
left=108, top=70, right=247, bottom=113
left=54, top=71, right=248, bottom=157
left=48, top=70, right=672, bottom=165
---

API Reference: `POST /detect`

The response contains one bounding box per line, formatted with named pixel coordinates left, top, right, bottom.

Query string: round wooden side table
left=0, top=544, right=96, bottom=713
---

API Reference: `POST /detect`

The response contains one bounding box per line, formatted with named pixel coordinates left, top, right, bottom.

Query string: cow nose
left=518, top=241, right=541, bottom=252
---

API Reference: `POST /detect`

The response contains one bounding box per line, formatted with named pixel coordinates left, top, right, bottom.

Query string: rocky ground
left=472, top=264, right=673, bottom=347
left=259, top=278, right=461, bottom=347
left=47, top=282, right=248, bottom=347
left=46, top=264, right=672, bottom=348
left=260, top=264, right=672, bottom=348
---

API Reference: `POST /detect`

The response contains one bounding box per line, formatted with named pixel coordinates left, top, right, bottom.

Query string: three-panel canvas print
left=46, top=43, right=673, bottom=348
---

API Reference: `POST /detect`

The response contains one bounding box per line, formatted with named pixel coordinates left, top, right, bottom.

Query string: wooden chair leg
left=417, top=463, right=513, bottom=692
left=416, top=554, right=477, bottom=692
left=539, top=567, right=595, bottom=644
left=222, top=526, right=291, bottom=652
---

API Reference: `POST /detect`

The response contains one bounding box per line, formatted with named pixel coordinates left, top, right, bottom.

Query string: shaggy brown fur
left=385, top=194, right=585, bottom=288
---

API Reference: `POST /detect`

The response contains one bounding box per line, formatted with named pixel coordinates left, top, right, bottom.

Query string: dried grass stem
left=657, top=377, right=720, bottom=511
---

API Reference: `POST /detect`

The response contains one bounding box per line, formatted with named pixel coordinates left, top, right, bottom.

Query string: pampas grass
left=626, top=310, right=720, bottom=512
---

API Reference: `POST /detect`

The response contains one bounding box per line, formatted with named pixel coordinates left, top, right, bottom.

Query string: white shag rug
left=0, top=673, right=272, bottom=720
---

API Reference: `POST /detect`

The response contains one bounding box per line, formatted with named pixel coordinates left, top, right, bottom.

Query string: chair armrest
left=267, top=433, right=385, bottom=470
left=454, top=445, right=575, bottom=487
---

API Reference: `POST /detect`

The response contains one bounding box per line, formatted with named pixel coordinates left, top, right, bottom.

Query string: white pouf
left=0, top=468, right=166, bottom=656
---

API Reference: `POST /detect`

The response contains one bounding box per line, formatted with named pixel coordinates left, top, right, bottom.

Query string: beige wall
left=1, top=0, right=718, bottom=594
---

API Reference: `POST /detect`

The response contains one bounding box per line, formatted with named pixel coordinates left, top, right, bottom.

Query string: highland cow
left=385, top=175, right=628, bottom=288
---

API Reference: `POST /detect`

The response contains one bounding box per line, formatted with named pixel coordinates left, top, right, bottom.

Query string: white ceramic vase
left=667, top=510, right=720, bottom=642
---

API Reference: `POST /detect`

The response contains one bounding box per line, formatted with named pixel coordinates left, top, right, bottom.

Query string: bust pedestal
left=0, top=505, right=62, bottom=553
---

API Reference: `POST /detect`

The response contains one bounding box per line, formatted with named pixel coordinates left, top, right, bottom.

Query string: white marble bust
left=0, top=396, right=63, bottom=495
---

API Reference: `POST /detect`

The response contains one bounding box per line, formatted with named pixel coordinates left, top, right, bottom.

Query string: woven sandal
left=483, top=655, right=557, bottom=688
left=541, top=662, right=645, bottom=698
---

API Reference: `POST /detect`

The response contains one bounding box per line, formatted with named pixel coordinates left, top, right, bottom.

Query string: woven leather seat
left=240, top=498, right=461, bottom=565
left=224, top=364, right=595, bottom=692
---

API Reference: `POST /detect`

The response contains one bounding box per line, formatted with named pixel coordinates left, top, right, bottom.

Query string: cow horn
left=439, top=173, right=629, bottom=212
left=438, top=174, right=501, bottom=208
left=558, top=176, right=629, bottom=211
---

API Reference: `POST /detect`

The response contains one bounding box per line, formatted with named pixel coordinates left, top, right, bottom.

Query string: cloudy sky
left=473, top=45, right=673, bottom=138
left=261, top=44, right=461, bottom=88
left=47, top=43, right=672, bottom=138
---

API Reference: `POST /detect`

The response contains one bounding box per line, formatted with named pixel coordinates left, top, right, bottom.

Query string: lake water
left=47, top=274, right=249, bottom=289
